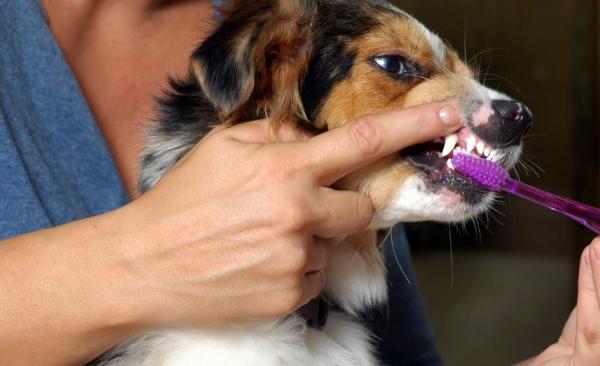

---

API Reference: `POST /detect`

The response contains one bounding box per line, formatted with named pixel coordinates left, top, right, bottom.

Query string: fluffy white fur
left=98, top=312, right=378, bottom=366
left=372, top=176, right=497, bottom=226
left=325, top=241, right=388, bottom=315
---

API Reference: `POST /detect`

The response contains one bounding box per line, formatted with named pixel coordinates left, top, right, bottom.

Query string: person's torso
left=0, top=0, right=129, bottom=238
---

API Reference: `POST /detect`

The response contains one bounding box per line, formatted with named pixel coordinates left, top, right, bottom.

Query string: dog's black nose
left=492, top=100, right=532, bottom=125
left=488, top=100, right=533, bottom=146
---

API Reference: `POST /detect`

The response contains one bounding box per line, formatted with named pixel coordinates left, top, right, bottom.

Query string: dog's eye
left=373, top=55, right=420, bottom=79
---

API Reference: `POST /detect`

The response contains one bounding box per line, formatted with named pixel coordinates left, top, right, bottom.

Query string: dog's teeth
left=466, top=135, right=477, bottom=152
left=476, top=142, right=485, bottom=155
left=484, top=146, right=492, bottom=157
left=447, top=159, right=455, bottom=170
left=441, top=134, right=459, bottom=157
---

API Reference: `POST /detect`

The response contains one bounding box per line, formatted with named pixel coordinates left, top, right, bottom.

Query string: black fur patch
left=192, top=2, right=272, bottom=113
left=137, top=75, right=218, bottom=194
left=157, top=75, right=219, bottom=134
left=300, top=2, right=381, bottom=122
left=156, top=76, right=219, bottom=135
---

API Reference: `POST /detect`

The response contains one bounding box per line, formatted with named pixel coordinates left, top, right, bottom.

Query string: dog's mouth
left=402, top=128, right=503, bottom=205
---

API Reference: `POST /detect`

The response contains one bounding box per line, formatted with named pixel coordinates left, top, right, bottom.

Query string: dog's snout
left=472, top=100, right=533, bottom=146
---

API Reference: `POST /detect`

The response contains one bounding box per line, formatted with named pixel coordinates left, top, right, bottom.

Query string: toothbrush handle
left=505, top=178, right=600, bottom=235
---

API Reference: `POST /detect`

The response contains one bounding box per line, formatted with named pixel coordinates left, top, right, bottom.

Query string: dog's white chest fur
left=104, top=313, right=377, bottom=366
left=98, top=245, right=387, bottom=366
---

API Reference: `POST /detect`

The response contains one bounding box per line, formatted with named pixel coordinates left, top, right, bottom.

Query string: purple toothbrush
left=450, top=153, right=600, bottom=235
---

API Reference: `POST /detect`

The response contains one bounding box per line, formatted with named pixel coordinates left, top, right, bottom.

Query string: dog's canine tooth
left=441, top=134, right=459, bottom=157
left=447, top=159, right=455, bottom=170
left=484, top=146, right=492, bottom=157
left=466, top=135, right=477, bottom=152
left=476, top=141, right=485, bottom=155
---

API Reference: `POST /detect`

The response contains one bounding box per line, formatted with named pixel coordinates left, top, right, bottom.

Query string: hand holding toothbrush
left=514, top=238, right=600, bottom=366
left=449, top=152, right=600, bottom=364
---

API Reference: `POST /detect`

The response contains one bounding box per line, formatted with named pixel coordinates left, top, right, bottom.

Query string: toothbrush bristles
left=450, top=153, right=510, bottom=191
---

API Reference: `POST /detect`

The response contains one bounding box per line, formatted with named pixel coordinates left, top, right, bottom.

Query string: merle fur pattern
left=137, top=0, right=388, bottom=195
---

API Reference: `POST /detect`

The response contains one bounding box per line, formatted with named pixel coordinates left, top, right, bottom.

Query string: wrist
left=52, top=206, right=154, bottom=359
left=87, top=203, right=160, bottom=334
left=98, top=198, right=205, bottom=330
left=0, top=206, right=154, bottom=363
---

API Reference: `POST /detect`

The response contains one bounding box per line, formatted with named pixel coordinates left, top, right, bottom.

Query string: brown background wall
left=391, top=0, right=600, bottom=364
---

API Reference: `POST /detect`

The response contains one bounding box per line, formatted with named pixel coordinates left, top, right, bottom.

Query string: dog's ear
left=192, top=0, right=315, bottom=124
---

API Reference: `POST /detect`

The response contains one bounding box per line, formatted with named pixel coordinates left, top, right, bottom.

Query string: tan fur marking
left=318, top=15, right=476, bottom=216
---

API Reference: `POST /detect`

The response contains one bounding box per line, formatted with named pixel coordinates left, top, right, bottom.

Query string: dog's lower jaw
left=369, top=175, right=498, bottom=228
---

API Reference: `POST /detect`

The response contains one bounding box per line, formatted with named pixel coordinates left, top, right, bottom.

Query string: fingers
left=220, top=120, right=272, bottom=144
left=574, top=239, right=600, bottom=364
left=299, top=237, right=334, bottom=305
left=301, top=269, right=327, bottom=305
left=589, top=238, right=600, bottom=306
left=221, top=119, right=312, bottom=144
left=298, top=102, right=462, bottom=186
left=312, top=188, right=373, bottom=238
left=305, top=237, right=333, bottom=273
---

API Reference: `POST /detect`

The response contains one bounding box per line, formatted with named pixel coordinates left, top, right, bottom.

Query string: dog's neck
left=324, top=230, right=388, bottom=314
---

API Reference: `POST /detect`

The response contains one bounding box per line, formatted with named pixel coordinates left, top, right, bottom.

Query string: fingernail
left=439, top=105, right=461, bottom=129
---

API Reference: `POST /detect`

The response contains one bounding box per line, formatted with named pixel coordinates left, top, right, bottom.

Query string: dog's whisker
left=448, top=225, right=454, bottom=288
left=467, top=47, right=509, bottom=68
left=378, top=226, right=394, bottom=250
left=519, top=154, right=546, bottom=176
left=481, top=55, right=494, bottom=87
left=349, top=232, right=374, bottom=270
left=463, top=21, right=468, bottom=64
left=479, top=72, right=523, bottom=95
left=390, top=228, right=412, bottom=285
left=404, top=73, right=432, bottom=82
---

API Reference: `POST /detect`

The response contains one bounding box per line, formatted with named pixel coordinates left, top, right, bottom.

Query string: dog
left=93, top=0, right=533, bottom=365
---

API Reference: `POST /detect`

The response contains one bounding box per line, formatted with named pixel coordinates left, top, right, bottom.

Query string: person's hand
left=517, top=237, right=600, bottom=365
left=111, top=102, right=462, bottom=330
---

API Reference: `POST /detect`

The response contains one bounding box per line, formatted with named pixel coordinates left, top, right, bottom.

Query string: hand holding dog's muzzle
left=121, top=102, right=461, bottom=330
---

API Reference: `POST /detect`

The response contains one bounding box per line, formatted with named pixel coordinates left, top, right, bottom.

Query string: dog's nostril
left=480, top=99, right=534, bottom=146
left=491, top=100, right=532, bottom=125
left=507, top=110, right=523, bottom=122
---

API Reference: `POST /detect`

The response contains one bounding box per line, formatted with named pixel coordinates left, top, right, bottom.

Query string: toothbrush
left=450, top=153, right=600, bottom=235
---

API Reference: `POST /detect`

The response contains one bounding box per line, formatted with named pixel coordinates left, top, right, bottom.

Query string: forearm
left=0, top=207, right=147, bottom=365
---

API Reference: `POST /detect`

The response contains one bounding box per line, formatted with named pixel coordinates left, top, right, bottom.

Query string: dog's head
left=192, top=0, right=533, bottom=227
